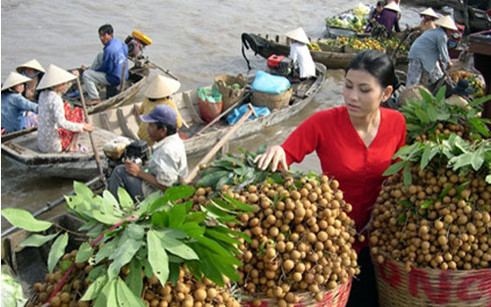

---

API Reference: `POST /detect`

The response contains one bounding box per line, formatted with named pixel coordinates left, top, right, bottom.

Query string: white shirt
left=289, top=42, right=316, bottom=79
left=141, top=133, right=188, bottom=197
left=37, top=90, right=83, bottom=153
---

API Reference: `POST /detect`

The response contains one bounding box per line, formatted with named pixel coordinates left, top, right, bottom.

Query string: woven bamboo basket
left=241, top=279, right=352, bottom=307
left=251, top=87, right=292, bottom=110
left=214, top=74, right=247, bottom=110
left=371, top=254, right=491, bottom=307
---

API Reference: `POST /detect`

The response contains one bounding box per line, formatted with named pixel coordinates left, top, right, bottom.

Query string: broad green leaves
left=48, top=233, right=69, bottom=273
left=1, top=208, right=52, bottom=232
left=19, top=232, right=60, bottom=247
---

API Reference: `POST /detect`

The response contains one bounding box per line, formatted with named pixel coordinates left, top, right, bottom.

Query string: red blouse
left=282, top=106, right=406, bottom=249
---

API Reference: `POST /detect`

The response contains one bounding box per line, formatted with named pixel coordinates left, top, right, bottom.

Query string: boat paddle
left=1, top=176, right=103, bottom=237
left=76, top=78, right=108, bottom=189
left=131, top=57, right=180, bottom=81
left=182, top=103, right=256, bottom=184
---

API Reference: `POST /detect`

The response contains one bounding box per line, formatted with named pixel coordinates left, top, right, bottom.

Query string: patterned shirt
left=37, top=90, right=83, bottom=153
left=1, top=92, right=39, bottom=133
left=141, top=133, right=188, bottom=197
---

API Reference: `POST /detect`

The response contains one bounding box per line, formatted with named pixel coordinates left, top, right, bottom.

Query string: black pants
left=107, top=165, right=144, bottom=202
left=346, top=247, right=379, bottom=307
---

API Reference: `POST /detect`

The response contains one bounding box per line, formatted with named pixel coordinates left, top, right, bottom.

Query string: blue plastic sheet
left=226, top=104, right=271, bottom=125
left=251, top=71, right=291, bottom=94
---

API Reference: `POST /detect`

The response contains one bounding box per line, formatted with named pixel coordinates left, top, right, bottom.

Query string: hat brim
left=139, top=114, right=158, bottom=123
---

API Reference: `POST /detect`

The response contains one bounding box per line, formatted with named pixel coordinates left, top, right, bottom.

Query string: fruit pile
left=315, top=37, right=408, bottom=54
left=449, top=70, right=486, bottom=98
left=369, top=87, right=491, bottom=271
left=195, top=149, right=360, bottom=305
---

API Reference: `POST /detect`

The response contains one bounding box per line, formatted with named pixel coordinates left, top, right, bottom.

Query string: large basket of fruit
left=214, top=74, right=247, bottom=110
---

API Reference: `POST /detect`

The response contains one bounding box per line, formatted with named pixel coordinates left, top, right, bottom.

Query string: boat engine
left=103, top=138, right=150, bottom=176
left=125, top=30, right=153, bottom=58
left=267, top=54, right=293, bottom=77
left=123, top=140, right=151, bottom=167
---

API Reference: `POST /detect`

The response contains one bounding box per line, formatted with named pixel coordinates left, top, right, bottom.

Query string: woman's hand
left=125, top=159, right=141, bottom=177
left=82, top=123, right=94, bottom=132
left=253, top=145, right=288, bottom=172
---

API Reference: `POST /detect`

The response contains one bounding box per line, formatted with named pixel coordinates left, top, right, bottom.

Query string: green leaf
left=185, top=212, right=207, bottom=224
left=434, top=85, right=446, bottom=102
left=180, top=222, right=206, bottom=238
left=420, top=200, right=432, bottom=209
left=399, top=199, right=412, bottom=208
left=163, top=185, right=195, bottom=203
left=383, top=161, right=406, bottom=176
left=206, top=228, right=241, bottom=245
left=157, top=231, right=199, bottom=260
left=47, top=233, right=69, bottom=273
left=73, top=180, right=96, bottom=199
left=93, top=278, right=116, bottom=307
left=126, top=259, right=145, bottom=298
left=135, top=192, right=163, bottom=216
left=193, top=247, right=224, bottom=286
left=95, top=236, right=119, bottom=264
left=117, top=188, right=135, bottom=213
left=439, top=185, right=452, bottom=199
left=81, top=274, right=108, bottom=301
left=116, top=277, right=145, bottom=307
left=195, top=236, right=232, bottom=257
left=169, top=262, right=181, bottom=285
left=102, top=190, right=124, bottom=217
left=19, top=232, right=60, bottom=248
left=221, top=194, right=256, bottom=212
left=87, top=265, right=107, bottom=282
left=469, top=94, right=491, bottom=107
left=78, top=220, right=98, bottom=231
left=402, top=163, right=413, bottom=187
left=108, top=224, right=144, bottom=279
left=75, top=242, right=93, bottom=263
left=151, top=211, right=169, bottom=227
left=1, top=208, right=52, bottom=232
left=168, top=204, right=187, bottom=229
left=470, top=146, right=485, bottom=171
left=147, top=229, right=169, bottom=286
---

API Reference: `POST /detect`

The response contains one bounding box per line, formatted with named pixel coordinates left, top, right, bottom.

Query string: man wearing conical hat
left=136, top=74, right=182, bottom=146
left=16, top=59, right=45, bottom=101
left=1, top=72, right=39, bottom=134
left=36, top=64, right=93, bottom=153
left=406, top=15, right=458, bottom=87
left=285, top=27, right=315, bottom=79
left=413, top=8, right=439, bottom=33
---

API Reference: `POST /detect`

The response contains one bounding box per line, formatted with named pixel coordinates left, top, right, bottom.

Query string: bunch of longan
left=209, top=173, right=359, bottom=306
left=370, top=166, right=490, bottom=271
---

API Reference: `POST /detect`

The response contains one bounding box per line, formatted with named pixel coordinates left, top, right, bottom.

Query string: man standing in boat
left=81, top=24, right=128, bottom=106
left=107, top=105, right=188, bottom=202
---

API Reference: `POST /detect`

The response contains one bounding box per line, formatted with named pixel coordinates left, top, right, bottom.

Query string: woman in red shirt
left=255, top=50, right=406, bottom=306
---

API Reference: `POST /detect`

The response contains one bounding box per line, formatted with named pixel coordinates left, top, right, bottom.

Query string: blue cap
left=140, top=105, right=177, bottom=127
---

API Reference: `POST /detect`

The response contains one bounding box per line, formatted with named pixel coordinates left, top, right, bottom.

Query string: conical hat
left=286, top=27, right=310, bottom=45
left=420, top=8, right=438, bottom=18
left=1, top=72, right=32, bottom=91
left=384, top=2, right=401, bottom=12
left=16, top=59, right=45, bottom=73
left=36, top=64, right=77, bottom=90
left=435, top=15, right=458, bottom=30
left=144, top=75, right=181, bottom=99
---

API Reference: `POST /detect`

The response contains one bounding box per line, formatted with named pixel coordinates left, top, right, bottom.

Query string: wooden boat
left=1, top=127, right=127, bottom=180
left=241, top=33, right=408, bottom=70
left=89, top=63, right=327, bottom=157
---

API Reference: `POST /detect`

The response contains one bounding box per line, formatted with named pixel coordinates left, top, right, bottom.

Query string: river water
left=1, top=0, right=423, bottom=231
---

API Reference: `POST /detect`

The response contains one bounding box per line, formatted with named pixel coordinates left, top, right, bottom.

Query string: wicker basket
left=371, top=254, right=491, bottom=306
left=241, top=279, right=352, bottom=307
left=251, top=87, right=292, bottom=110
left=214, top=74, right=247, bottom=110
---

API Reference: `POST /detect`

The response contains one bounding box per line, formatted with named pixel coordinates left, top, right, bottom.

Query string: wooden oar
left=1, top=176, right=103, bottom=237
left=138, top=58, right=180, bottom=81
left=193, top=90, right=252, bottom=137
left=76, top=78, right=108, bottom=189
left=182, top=103, right=256, bottom=184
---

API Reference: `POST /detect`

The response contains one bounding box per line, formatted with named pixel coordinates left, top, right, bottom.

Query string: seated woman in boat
left=135, top=74, right=182, bottom=146
left=254, top=49, right=406, bottom=307
left=375, top=2, right=401, bottom=37
left=413, top=8, right=439, bottom=33
left=285, top=27, right=316, bottom=80
left=16, top=59, right=45, bottom=101
left=1, top=72, right=39, bottom=134
left=36, top=64, right=93, bottom=153
left=108, top=105, right=188, bottom=202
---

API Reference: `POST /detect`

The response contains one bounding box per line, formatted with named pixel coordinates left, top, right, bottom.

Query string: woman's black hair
left=346, top=50, right=399, bottom=89
left=156, top=122, right=177, bottom=135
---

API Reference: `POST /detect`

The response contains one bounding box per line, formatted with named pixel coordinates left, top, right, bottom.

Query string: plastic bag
left=251, top=71, right=291, bottom=94
left=226, top=104, right=271, bottom=125
left=198, top=83, right=222, bottom=104
left=198, top=83, right=223, bottom=122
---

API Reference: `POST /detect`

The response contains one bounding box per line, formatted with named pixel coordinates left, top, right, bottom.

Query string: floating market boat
left=89, top=63, right=327, bottom=157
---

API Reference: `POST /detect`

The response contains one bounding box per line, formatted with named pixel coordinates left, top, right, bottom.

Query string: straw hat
left=16, top=59, right=45, bottom=73
left=36, top=64, right=77, bottom=90
left=420, top=8, right=438, bottom=18
left=286, top=27, right=310, bottom=45
left=435, top=15, right=458, bottom=30
left=384, top=2, right=401, bottom=13
left=144, top=75, right=181, bottom=99
left=1, top=71, right=32, bottom=91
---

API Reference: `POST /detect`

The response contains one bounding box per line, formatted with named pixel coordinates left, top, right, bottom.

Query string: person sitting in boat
left=81, top=24, right=128, bottom=106
left=412, top=8, right=439, bottom=33
left=1, top=72, right=39, bottom=134
left=374, top=2, right=401, bottom=37
left=254, top=49, right=406, bottom=307
left=135, top=74, right=183, bottom=146
left=16, top=59, right=45, bottom=101
left=36, top=64, right=93, bottom=153
left=108, top=105, right=188, bottom=202
left=365, top=1, right=385, bottom=33
left=285, top=27, right=316, bottom=80
left=406, top=15, right=457, bottom=87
